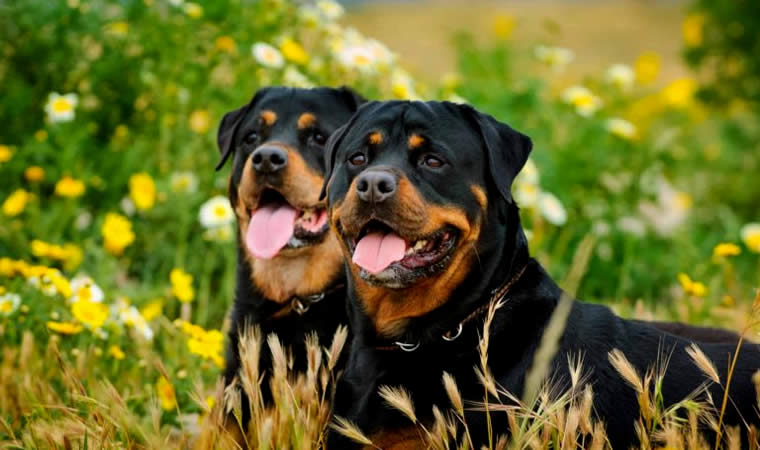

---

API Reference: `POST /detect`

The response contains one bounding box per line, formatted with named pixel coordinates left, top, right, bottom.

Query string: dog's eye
left=420, top=154, right=444, bottom=168
left=243, top=131, right=258, bottom=145
left=348, top=152, right=367, bottom=166
left=312, top=131, right=327, bottom=146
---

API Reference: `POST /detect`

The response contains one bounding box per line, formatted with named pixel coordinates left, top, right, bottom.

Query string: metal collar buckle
left=393, top=341, right=421, bottom=352
left=442, top=323, right=463, bottom=341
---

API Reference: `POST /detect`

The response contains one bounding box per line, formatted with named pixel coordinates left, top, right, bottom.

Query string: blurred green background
left=1, top=0, right=759, bottom=445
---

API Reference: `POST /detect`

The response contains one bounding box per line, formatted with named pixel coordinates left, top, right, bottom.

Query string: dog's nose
left=356, top=170, right=397, bottom=204
left=251, top=146, right=288, bottom=174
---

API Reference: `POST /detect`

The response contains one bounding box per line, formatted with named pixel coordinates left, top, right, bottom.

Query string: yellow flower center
left=213, top=205, right=227, bottom=218
left=51, top=98, right=74, bottom=114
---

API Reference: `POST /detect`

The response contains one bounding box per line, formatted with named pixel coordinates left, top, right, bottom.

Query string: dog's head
left=218, top=86, right=364, bottom=302
left=322, top=100, right=531, bottom=335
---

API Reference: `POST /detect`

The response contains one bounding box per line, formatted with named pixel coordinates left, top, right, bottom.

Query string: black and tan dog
left=322, top=100, right=760, bottom=449
left=216, top=86, right=363, bottom=421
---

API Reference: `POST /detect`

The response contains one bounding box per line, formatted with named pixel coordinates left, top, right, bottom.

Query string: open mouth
left=347, top=220, right=459, bottom=285
left=245, top=189, right=328, bottom=259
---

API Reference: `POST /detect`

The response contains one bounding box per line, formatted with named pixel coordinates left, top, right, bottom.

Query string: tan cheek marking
left=297, top=112, right=316, bottom=130
left=260, top=110, right=277, bottom=126
left=470, top=184, right=488, bottom=211
left=368, top=131, right=383, bottom=145
left=408, top=133, right=425, bottom=149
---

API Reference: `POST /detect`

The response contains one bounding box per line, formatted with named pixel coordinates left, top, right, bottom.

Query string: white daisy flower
left=561, top=86, right=602, bottom=117
left=741, top=223, right=760, bottom=253
left=252, top=42, right=284, bottom=69
left=337, top=45, right=376, bottom=73
left=203, top=223, right=234, bottom=242
left=199, top=195, right=235, bottom=229
left=316, top=0, right=344, bottom=21
left=534, top=45, right=574, bottom=72
left=518, top=159, right=540, bottom=185
left=605, top=64, right=635, bottom=91
left=120, top=196, right=136, bottom=216
left=617, top=216, right=646, bottom=237
left=69, top=275, right=105, bottom=304
left=45, top=92, right=79, bottom=123
left=0, top=292, right=21, bottom=316
left=538, top=192, right=567, bottom=226
left=283, top=66, right=314, bottom=88
left=170, top=171, right=199, bottom=193
left=606, top=118, right=637, bottom=140
left=514, top=181, right=539, bottom=207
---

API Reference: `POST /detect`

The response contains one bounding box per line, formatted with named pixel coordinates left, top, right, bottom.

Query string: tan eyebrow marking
left=408, top=133, right=425, bottom=149
left=368, top=131, right=383, bottom=145
left=297, top=112, right=316, bottom=129
left=260, top=110, right=277, bottom=126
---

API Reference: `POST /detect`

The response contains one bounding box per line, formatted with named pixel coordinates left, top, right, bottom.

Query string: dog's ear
left=337, top=86, right=366, bottom=111
left=215, top=89, right=267, bottom=171
left=463, top=105, right=532, bottom=203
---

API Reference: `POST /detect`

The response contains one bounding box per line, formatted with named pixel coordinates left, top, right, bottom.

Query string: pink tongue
left=352, top=232, right=407, bottom=274
left=246, top=205, right=298, bottom=259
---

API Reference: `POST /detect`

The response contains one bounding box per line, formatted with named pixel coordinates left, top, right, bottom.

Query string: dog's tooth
left=405, top=247, right=415, bottom=255
left=413, top=240, right=427, bottom=251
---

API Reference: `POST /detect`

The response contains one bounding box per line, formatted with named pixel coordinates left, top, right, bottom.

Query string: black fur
left=217, top=86, right=364, bottom=417
left=324, top=100, right=760, bottom=448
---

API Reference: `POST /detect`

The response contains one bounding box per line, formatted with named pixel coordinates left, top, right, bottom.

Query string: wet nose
left=356, top=170, right=397, bottom=204
left=251, top=146, right=288, bottom=174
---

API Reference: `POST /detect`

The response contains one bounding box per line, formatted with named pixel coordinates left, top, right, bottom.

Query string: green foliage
left=683, top=0, right=760, bottom=108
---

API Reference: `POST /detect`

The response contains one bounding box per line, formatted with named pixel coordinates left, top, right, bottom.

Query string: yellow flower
left=2, top=189, right=30, bottom=216
left=47, top=321, right=84, bottom=335
left=170, top=268, right=195, bottom=303
left=72, top=300, right=109, bottom=329
left=677, top=273, right=707, bottom=297
left=741, top=223, right=760, bottom=253
left=140, top=298, right=163, bottom=321
left=712, top=242, right=741, bottom=260
left=682, top=13, right=706, bottom=47
left=156, top=377, right=177, bottom=411
left=108, top=345, right=126, bottom=360
left=280, top=38, right=309, bottom=65
left=129, top=172, right=156, bottom=211
left=187, top=326, right=225, bottom=367
left=184, top=2, right=203, bottom=19
left=101, top=212, right=136, bottom=255
left=634, top=51, right=660, bottom=85
left=105, top=21, right=129, bottom=37
left=215, top=36, right=237, bottom=53
left=34, top=130, right=48, bottom=142
left=24, top=166, right=45, bottom=182
left=55, top=176, right=86, bottom=198
left=0, top=145, right=12, bottom=163
left=661, top=78, right=697, bottom=108
left=188, top=110, right=211, bottom=134
left=492, top=14, right=515, bottom=40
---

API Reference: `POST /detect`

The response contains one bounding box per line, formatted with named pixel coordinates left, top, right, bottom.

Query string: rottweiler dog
left=322, top=100, right=760, bottom=449
left=216, top=86, right=363, bottom=416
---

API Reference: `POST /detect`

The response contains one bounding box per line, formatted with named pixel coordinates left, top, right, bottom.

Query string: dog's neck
left=234, top=236, right=345, bottom=315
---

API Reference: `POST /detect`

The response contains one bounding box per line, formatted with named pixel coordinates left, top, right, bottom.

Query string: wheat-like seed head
left=686, top=343, right=721, bottom=384
left=608, top=349, right=644, bottom=394
left=442, top=371, right=464, bottom=415
left=379, top=385, right=417, bottom=423
left=330, top=416, right=374, bottom=445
